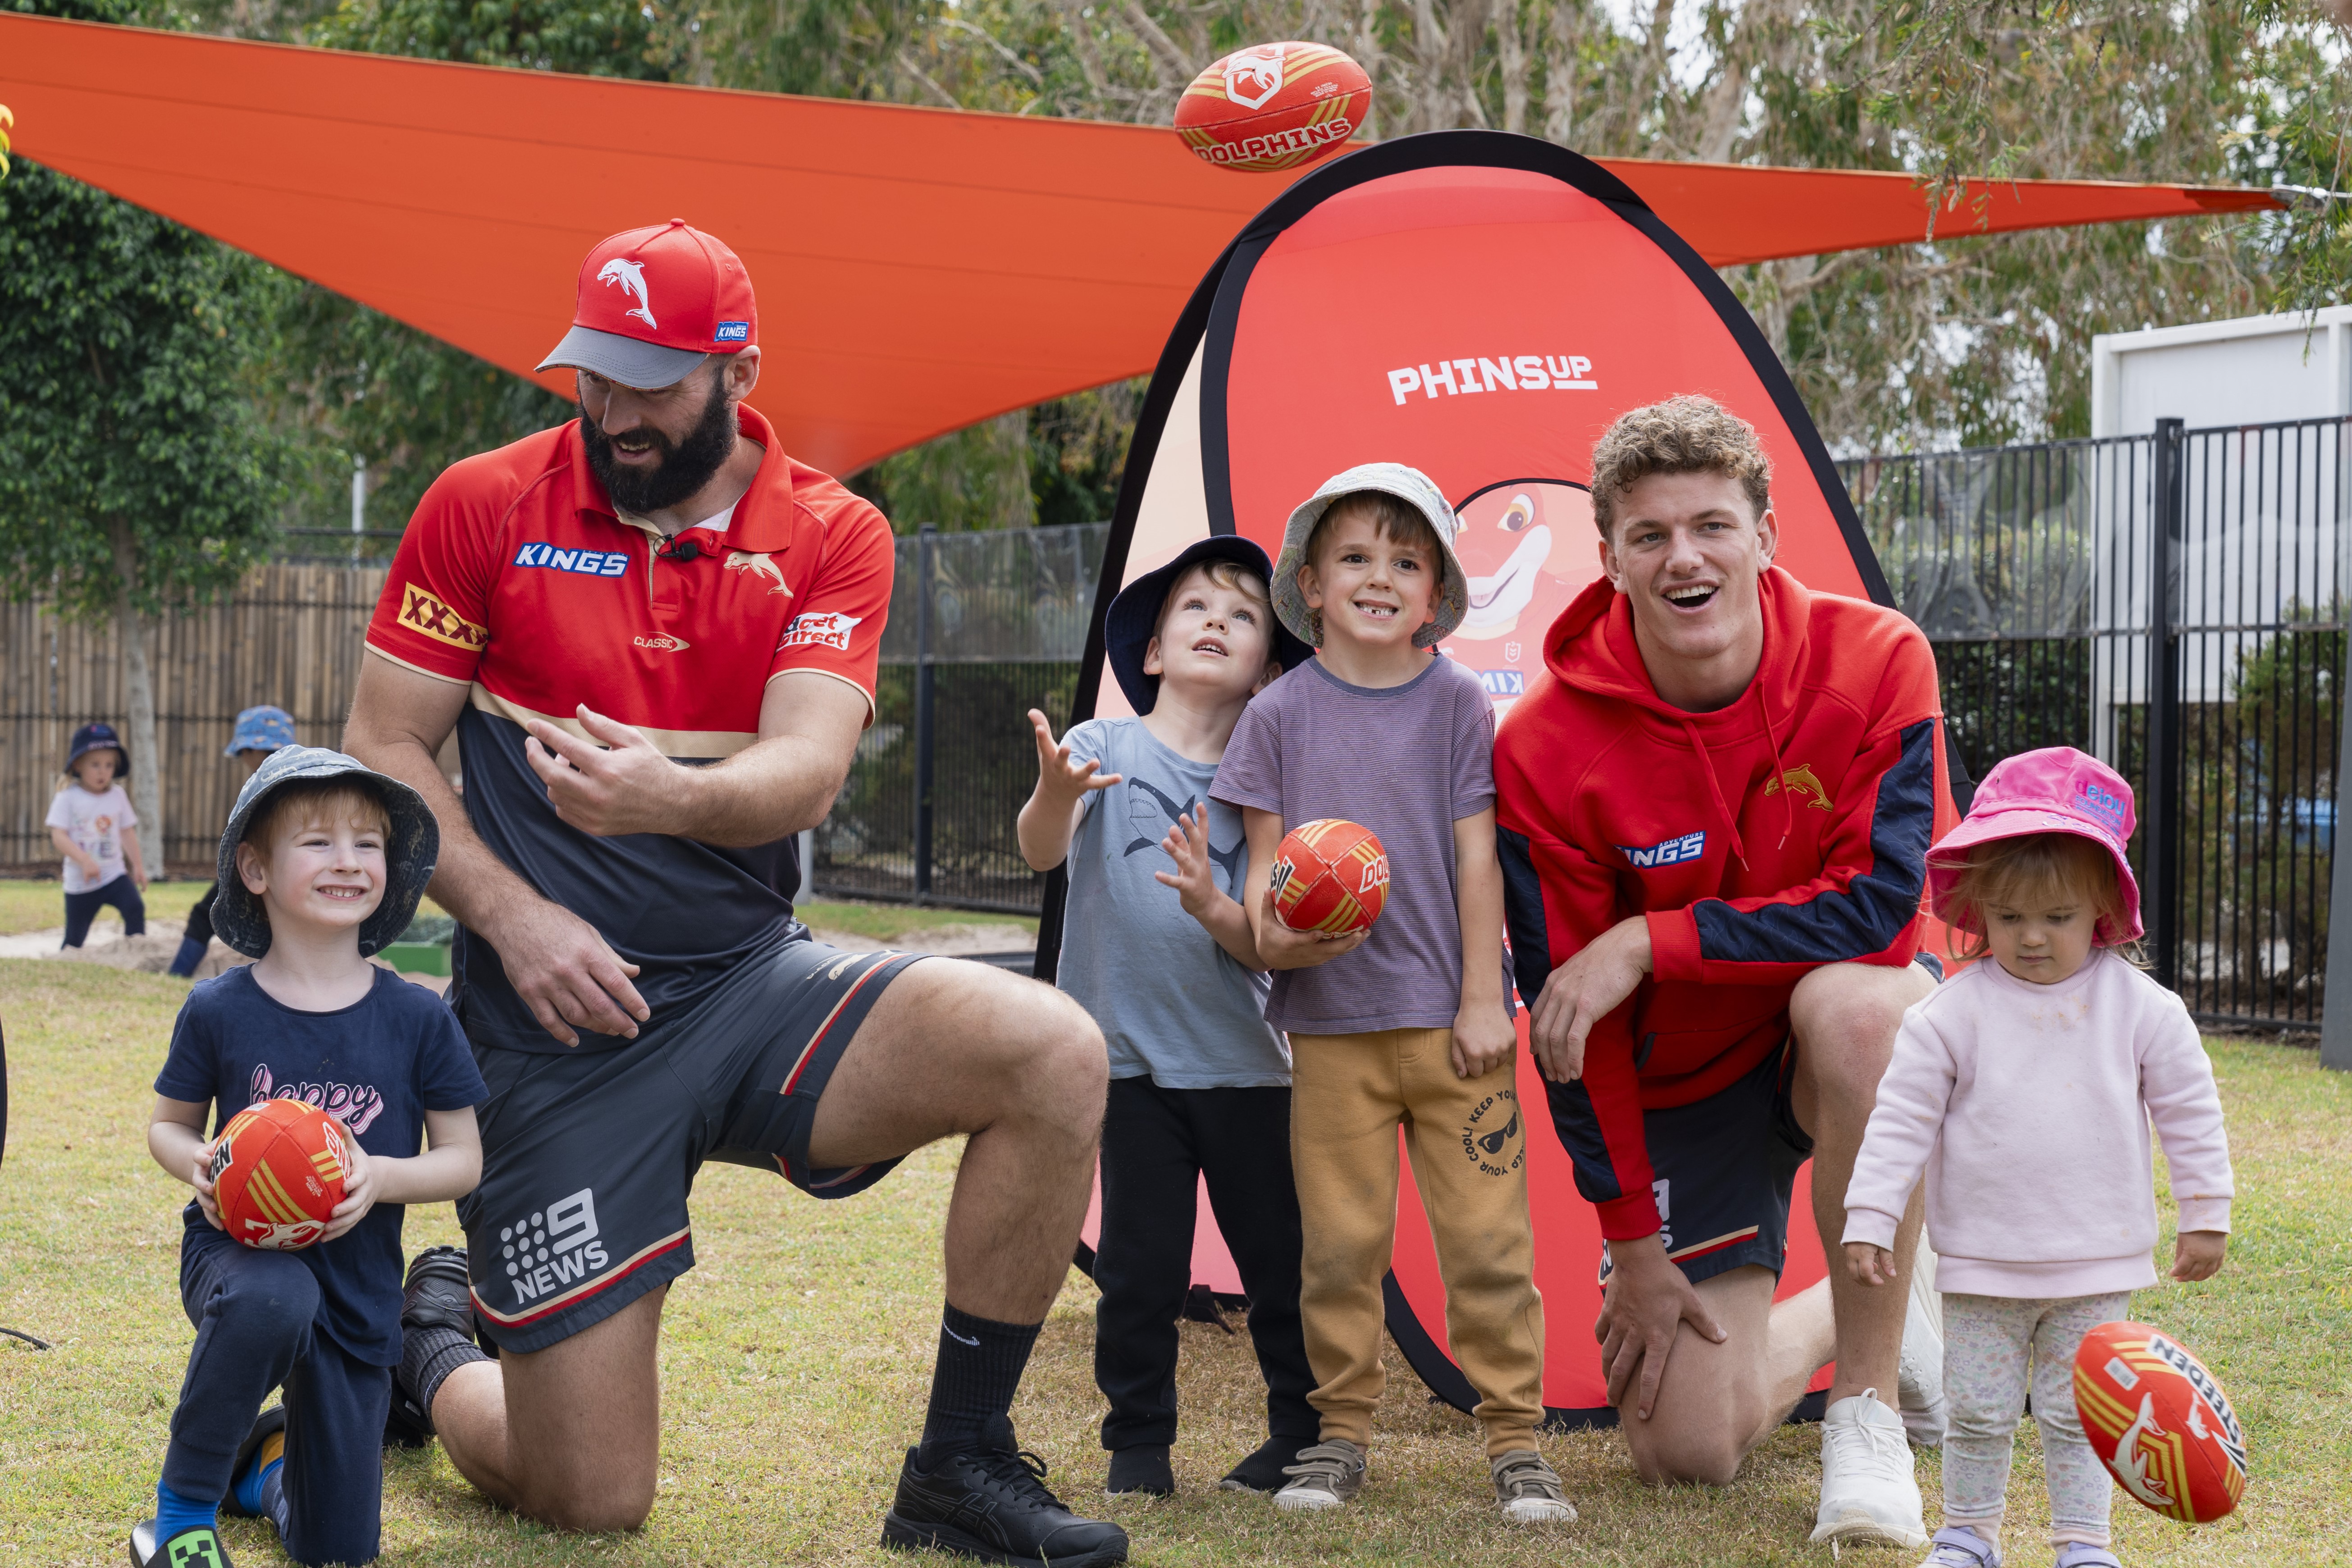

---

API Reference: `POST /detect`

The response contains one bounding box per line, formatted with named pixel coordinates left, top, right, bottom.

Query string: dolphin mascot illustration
left=726, top=550, right=791, bottom=596
left=2107, top=1393, right=2179, bottom=1512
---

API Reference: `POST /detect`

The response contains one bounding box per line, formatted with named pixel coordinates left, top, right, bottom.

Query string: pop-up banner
left=1056, top=129, right=1897, bottom=1424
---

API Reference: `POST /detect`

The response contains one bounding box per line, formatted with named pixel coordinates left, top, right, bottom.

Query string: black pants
left=166, top=1241, right=391, bottom=1566
left=61, top=874, right=144, bottom=947
left=169, top=882, right=220, bottom=977
left=1093, top=1077, right=1317, bottom=1452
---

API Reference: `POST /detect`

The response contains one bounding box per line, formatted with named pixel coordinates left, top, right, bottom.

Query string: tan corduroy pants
left=1289, top=1026, right=1546, bottom=1457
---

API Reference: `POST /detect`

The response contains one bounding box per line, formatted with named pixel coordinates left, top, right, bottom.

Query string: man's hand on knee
left=1596, top=1233, right=1726, bottom=1420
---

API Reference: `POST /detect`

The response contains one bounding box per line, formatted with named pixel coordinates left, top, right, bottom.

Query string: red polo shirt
left=365, top=407, right=894, bottom=1052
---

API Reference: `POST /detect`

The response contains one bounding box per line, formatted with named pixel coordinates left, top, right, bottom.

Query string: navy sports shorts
left=458, top=939, right=930, bottom=1353
left=1597, top=1038, right=1813, bottom=1290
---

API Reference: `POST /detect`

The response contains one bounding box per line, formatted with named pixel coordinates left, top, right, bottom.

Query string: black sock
left=917, top=1306, right=1041, bottom=1463
left=400, top=1323, right=489, bottom=1415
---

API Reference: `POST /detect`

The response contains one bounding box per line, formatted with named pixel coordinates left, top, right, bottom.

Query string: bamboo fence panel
left=1, top=563, right=389, bottom=872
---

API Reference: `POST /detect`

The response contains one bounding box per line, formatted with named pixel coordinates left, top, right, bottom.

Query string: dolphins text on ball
left=1386, top=356, right=1598, bottom=405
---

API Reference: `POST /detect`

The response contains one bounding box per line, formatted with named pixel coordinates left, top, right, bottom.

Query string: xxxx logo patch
left=399, top=582, right=489, bottom=653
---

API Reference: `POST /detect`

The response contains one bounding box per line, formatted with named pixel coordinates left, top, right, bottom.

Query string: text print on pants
left=501, top=1188, right=610, bottom=1306
left=1386, top=355, right=1598, bottom=404
left=1461, top=1089, right=1525, bottom=1176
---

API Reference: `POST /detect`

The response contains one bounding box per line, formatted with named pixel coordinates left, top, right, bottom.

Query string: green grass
left=0, top=962, right=2341, bottom=1565
left=0, top=881, right=1025, bottom=944
left=798, top=900, right=1038, bottom=941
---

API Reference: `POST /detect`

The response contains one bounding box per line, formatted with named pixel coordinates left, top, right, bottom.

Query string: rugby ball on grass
left=1270, top=818, right=1389, bottom=935
left=210, top=1097, right=352, bottom=1252
left=2073, top=1319, right=2247, bottom=1522
left=1175, top=42, right=1371, bottom=173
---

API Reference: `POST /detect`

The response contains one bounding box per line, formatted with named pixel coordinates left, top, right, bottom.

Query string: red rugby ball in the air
left=1270, top=818, right=1389, bottom=936
left=2073, top=1319, right=2247, bottom=1523
left=1174, top=42, right=1371, bottom=174
left=209, top=1097, right=353, bottom=1252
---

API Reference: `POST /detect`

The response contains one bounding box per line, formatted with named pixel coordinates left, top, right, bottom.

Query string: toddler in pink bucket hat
left=1927, top=746, right=2142, bottom=947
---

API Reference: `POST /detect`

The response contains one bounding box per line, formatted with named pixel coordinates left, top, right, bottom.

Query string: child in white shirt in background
left=1842, top=747, right=2233, bottom=1568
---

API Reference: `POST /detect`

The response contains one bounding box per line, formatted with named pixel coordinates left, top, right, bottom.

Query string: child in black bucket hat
left=1018, top=535, right=1319, bottom=1497
left=136, top=748, right=487, bottom=1568
left=47, top=721, right=148, bottom=947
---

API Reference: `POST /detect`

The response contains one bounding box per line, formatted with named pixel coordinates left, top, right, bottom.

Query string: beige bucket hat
left=1271, top=462, right=1469, bottom=650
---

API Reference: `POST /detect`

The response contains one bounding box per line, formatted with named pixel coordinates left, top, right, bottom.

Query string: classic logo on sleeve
left=780, top=610, right=863, bottom=652
left=399, top=582, right=490, bottom=652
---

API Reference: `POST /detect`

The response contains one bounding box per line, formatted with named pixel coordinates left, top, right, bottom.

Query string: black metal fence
left=824, top=421, right=2349, bottom=1035
left=1841, top=414, right=2350, bottom=1032
left=809, top=524, right=1105, bottom=913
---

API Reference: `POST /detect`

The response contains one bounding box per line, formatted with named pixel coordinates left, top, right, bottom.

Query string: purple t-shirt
left=1212, top=654, right=1502, bottom=1034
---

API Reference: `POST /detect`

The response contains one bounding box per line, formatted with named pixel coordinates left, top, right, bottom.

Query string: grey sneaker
left=1490, top=1449, right=1577, bottom=1523
left=1922, top=1526, right=2002, bottom=1567
left=1272, top=1440, right=1366, bottom=1513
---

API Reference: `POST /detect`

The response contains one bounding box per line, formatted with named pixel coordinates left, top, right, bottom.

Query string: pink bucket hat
left=1926, top=746, right=2143, bottom=944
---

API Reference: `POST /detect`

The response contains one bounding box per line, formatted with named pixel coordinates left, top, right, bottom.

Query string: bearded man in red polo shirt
left=343, top=221, right=1127, bottom=1566
left=1495, top=397, right=1959, bottom=1549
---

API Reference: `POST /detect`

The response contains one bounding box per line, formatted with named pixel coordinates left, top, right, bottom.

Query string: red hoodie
left=1493, top=566, right=1957, bottom=1242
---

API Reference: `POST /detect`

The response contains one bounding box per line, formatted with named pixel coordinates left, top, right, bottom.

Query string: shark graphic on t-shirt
left=1120, top=777, right=1246, bottom=884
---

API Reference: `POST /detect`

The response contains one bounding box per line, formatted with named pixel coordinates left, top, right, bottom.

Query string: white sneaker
left=1810, top=1389, right=1928, bottom=1547
left=1489, top=1449, right=1577, bottom=1523
left=1898, top=1242, right=1949, bottom=1448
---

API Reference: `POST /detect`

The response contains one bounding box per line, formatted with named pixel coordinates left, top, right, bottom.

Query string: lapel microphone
left=656, top=535, right=702, bottom=562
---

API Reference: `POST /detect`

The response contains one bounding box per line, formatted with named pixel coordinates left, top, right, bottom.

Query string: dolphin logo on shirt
left=1120, top=777, right=1245, bottom=884
left=725, top=550, right=791, bottom=596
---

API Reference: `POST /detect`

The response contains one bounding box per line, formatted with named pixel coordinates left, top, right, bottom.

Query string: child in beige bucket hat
left=1270, top=462, right=1471, bottom=650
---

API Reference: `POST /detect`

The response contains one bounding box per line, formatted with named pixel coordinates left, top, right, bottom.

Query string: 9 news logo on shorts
left=497, top=1187, right=611, bottom=1307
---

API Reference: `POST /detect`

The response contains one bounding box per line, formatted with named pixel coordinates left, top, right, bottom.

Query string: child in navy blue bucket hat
left=1017, top=535, right=1319, bottom=1497
left=169, top=706, right=300, bottom=978
left=137, top=747, right=486, bottom=1568
left=47, top=721, right=149, bottom=948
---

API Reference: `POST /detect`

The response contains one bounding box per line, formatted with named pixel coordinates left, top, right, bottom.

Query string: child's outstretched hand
left=1028, top=709, right=1120, bottom=804
left=1155, top=808, right=1219, bottom=918
left=187, top=1141, right=224, bottom=1231
left=1843, top=1241, right=1897, bottom=1287
left=2172, top=1229, right=2226, bottom=1282
left=322, top=1141, right=378, bottom=1244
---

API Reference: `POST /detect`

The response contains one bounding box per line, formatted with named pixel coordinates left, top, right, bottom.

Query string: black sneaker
left=218, top=1403, right=286, bottom=1517
left=388, top=1246, right=476, bottom=1446
left=882, top=1445, right=1129, bottom=1567
left=129, top=1519, right=234, bottom=1568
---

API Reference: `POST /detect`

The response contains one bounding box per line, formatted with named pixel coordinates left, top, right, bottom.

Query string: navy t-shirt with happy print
left=155, top=965, right=487, bottom=1365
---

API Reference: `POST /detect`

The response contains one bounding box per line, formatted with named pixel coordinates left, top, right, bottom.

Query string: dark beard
left=580, top=370, right=739, bottom=515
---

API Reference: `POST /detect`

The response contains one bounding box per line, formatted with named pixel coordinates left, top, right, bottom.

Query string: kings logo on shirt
left=399, top=582, right=490, bottom=652
left=1617, top=830, right=1707, bottom=869
left=780, top=610, right=862, bottom=652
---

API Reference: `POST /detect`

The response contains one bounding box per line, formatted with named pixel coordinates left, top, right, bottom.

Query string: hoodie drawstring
left=1676, top=693, right=1796, bottom=871
left=1758, top=695, right=1795, bottom=854
left=1679, top=717, right=1749, bottom=869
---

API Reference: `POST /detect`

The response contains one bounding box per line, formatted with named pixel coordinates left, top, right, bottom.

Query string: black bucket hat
left=213, top=746, right=440, bottom=960
left=1105, top=536, right=1316, bottom=714
left=67, top=722, right=128, bottom=777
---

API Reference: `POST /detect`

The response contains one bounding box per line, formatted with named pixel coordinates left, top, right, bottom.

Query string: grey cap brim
left=213, top=746, right=440, bottom=961
left=537, top=325, right=709, bottom=390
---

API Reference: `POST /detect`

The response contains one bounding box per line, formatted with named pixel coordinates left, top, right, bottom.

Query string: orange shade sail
left=0, top=14, right=2284, bottom=473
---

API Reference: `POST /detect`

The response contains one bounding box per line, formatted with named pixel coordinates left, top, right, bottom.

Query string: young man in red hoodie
left=1494, top=396, right=1958, bottom=1547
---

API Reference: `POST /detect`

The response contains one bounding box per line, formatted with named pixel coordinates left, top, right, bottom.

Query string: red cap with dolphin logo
left=537, top=219, right=759, bottom=390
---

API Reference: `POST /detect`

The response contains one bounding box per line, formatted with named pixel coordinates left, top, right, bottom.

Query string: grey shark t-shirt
left=1057, top=717, right=1289, bottom=1088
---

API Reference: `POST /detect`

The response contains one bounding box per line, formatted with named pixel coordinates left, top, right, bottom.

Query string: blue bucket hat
left=212, top=746, right=440, bottom=960
left=66, top=721, right=128, bottom=777
left=1105, top=535, right=1315, bottom=714
left=225, top=705, right=297, bottom=758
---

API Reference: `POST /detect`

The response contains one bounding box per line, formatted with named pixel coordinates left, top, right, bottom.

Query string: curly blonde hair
left=1588, top=394, right=1773, bottom=539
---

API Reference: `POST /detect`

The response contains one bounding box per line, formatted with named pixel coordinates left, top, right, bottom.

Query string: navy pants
left=1093, top=1077, right=1318, bottom=1452
left=167, top=1242, right=390, bottom=1566
left=61, top=874, right=144, bottom=947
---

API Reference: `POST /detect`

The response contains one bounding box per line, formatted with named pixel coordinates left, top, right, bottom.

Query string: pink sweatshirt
left=1844, top=949, right=2233, bottom=1298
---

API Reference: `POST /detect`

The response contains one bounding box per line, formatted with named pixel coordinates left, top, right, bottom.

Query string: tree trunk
left=103, top=517, right=163, bottom=876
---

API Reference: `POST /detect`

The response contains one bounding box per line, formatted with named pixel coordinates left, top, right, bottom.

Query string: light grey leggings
left=1941, top=1290, right=2130, bottom=1549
